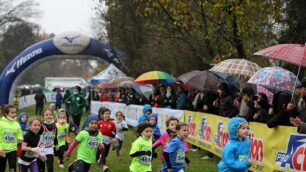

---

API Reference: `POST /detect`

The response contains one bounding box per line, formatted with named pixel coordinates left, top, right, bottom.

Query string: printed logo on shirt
left=3, top=132, right=16, bottom=143
left=275, top=134, right=306, bottom=171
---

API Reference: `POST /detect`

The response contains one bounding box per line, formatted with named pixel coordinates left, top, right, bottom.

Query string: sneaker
left=201, top=155, right=210, bottom=160
left=59, top=164, right=64, bottom=169
left=102, top=165, right=109, bottom=172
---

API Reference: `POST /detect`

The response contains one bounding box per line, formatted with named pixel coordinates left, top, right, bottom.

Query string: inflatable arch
left=0, top=31, right=125, bottom=104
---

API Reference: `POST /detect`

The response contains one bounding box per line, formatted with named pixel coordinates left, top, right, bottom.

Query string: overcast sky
left=36, top=0, right=97, bottom=36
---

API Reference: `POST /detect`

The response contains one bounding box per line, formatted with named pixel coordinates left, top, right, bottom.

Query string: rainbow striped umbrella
left=135, top=71, right=175, bottom=85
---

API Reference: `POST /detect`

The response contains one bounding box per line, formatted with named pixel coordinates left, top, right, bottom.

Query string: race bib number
left=103, top=136, right=112, bottom=145
left=176, top=150, right=185, bottom=163
left=58, top=132, right=66, bottom=139
left=3, top=132, right=16, bottom=143
left=88, top=140, right=99, bottom=148
left=42, top=132, right=55, bottom=148
left=25, top=151, right=36, bottom=158
left=239, top=155, right=248, bottom=161
left=139, top=155, right=152, bottom=165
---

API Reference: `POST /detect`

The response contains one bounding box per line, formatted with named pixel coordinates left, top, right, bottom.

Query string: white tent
left=88, top=63, right=126, bottom=84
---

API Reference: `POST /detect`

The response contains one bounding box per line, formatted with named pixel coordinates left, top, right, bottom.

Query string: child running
left=129, top=122, right=153, bottom=172
left=97, top=108, right=116, bottom=171
left=18, top=117, right=46, bottom=172
left=153, top=117, right=188, bottom=162
left=218, top=117, right=254, bottom=172
left=162, top=122, right=190, bottom=172
left=114, top=111, right=128, bottom=160
left=55, top=109, right=70, bottom=169
left=0, top=105, right=23, bottom=172
left=66, top=114, right=104, bottom=172
left=37, top=109, right=57, bottom=172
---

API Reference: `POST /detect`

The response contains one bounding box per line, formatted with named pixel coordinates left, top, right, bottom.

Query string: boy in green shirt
left=66, top=114, right=104, bottom=172
left=129, top=122, right=153, bottom=172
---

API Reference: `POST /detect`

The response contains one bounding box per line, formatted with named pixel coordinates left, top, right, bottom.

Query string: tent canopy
left=88, top=63, right=126, bottom=84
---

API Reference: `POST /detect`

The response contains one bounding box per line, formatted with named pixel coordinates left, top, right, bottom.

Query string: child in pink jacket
left=152, top=117, right=189, bottom=162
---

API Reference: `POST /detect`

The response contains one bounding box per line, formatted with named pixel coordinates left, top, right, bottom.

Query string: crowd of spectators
left=91, top=80, right=306, bottom=130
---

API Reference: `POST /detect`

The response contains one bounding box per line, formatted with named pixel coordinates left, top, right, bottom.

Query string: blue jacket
left=218, top=117, right=251, bottom=172
left=177, top=91, right=187, bottom=109
left=137, top=104, right=152, bottom=124
left=162, top=136, right=186, bottom=172
left=148, top=113, right=161, bottom=140
left=18, top=112, right=28, bottom=135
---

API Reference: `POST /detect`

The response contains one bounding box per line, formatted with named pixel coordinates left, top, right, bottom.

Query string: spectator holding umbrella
left=213, top=82, right=235, bottom=118
left=297, top=81, right=306, bottom=122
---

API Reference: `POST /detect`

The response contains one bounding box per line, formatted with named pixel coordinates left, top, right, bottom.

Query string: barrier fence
left=91, top=101, right=306, bottom=172
left=18, top=92, right=61, bottom=109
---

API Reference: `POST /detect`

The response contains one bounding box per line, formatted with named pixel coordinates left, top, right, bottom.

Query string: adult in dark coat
left=34, top=89, right=46, bottom=115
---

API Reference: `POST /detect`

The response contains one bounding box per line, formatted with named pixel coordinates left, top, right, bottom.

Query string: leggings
left=72, top=115, right=82, bottom=128
left=19, top=160, right=39, bottom=172
left=37, top=154, right=54, bottom=172
left=100, top=144, right=111, bottom=165
left=69, top=160, right=91, bottom=172
left=0, top=151, right=17, bottom=172
left=56, top=145, right=66, bottom=164
left=115, top=139, right=123, bottom=157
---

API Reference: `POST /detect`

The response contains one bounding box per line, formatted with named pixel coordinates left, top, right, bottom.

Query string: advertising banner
left=185, top=110, right=304, bottom=172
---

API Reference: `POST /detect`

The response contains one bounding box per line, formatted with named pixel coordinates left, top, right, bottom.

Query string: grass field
left=11, top=105, right=219, bottom=172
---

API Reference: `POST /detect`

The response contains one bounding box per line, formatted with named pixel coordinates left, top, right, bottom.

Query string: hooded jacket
left=148, top=113, right=161, bottom=140
left=18, top=112, right=28, bottom=134
left=218, top=117, right=250, bottom=172
left=137, top=104, right=152, bottom=124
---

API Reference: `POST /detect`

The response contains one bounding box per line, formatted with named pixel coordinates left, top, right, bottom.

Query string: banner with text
left=185, top=110, right=305, bottom=172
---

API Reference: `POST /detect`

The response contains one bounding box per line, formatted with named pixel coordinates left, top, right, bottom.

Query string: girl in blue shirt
left=162, top=122, right=189, bottom=172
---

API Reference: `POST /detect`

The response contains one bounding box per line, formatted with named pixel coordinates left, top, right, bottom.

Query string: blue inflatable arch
left=0, top=31, right=124, bottom=104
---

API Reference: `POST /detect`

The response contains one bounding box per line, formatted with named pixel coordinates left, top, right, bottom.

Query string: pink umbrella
left=254, top=44, right=306, bottom=67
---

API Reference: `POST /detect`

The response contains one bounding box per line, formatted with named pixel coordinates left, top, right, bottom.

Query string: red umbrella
left=254, top=43, right=306, bottom=67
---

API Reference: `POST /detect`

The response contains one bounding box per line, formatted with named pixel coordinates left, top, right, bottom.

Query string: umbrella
left=135, top=71, right=175, bottom=85
left=179, top=71, right=221, bottom=92
left=254, top=44, right=306, bottom=67
left=247, top=67, right=301, bottom=92
left=209, top=59, right=261, bottom=78
left=132, top=84, right=153, bottom=99
left=110, top=76, right=134, bottom=85
left=254, top=43, right=306, bottom=97
left=119, top=80, right=134, bottom=88
left=98, top=82, right=117, bottom=88
left=177, top=70, right=202, bottom=83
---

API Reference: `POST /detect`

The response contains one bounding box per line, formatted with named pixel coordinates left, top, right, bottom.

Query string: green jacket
left=66, top=93, right=85, bottom=116
left=0, top=116, right=23, bottom=153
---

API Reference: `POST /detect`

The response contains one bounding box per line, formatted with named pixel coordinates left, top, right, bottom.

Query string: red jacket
left=98, top=120, right=116, bottom=138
